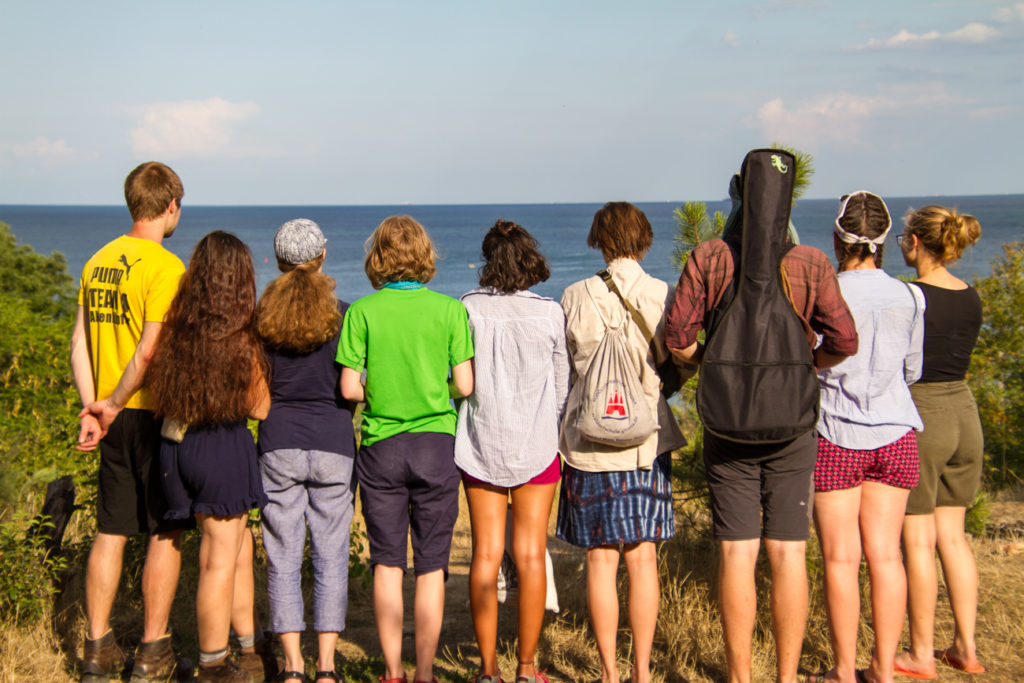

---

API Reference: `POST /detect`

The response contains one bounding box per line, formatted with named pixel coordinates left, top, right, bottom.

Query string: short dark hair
left=124, top=161, right=183, bottom=222
left=478, top=220, right=550, bottom=293
left=587, top=202, right=653, bottom=260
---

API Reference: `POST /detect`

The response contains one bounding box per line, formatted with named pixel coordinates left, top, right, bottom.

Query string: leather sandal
left=314, top=671, right=342, bottom=682
left=276, top=673, right=308, bottom=683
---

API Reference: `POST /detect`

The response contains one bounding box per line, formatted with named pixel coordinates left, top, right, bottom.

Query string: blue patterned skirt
left=556, top=452, right=675, bottom=548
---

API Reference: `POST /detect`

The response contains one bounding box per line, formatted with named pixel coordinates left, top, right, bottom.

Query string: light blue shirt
left=816, top=270, right=925, bottom=450
left=454, top=288, right=571, bottom=486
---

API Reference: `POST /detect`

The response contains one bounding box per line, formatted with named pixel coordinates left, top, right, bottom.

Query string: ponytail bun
left=904, top=205, right=981, bottom=264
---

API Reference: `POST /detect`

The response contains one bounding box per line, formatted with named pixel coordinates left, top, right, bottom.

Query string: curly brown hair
left=257, top=253, right=341, bottom=353
left=364, top=215, right=437, bottom=289
left=147, top=231, right=268, bottom=426
left=478, top=219, right=550, bottom=293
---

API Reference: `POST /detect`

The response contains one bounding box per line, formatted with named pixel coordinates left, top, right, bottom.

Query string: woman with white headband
left=808, top=191, right=926, bottom=683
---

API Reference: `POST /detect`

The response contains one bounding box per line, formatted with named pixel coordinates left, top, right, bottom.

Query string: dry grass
left=3, top=481, right=1024, bottom=681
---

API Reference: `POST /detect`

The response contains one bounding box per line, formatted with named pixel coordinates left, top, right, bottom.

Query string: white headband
left=834, top=191, right=892, bottom=254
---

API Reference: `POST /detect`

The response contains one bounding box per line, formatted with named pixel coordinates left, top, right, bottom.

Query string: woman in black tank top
left=894, top=205, right=986, bottom=678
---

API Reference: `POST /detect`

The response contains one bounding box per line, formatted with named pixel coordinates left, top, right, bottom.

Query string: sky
left=2, top=1, right=1022, bottom=205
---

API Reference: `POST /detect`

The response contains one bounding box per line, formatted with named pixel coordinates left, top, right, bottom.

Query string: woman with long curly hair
left=255, top=219, right=356, bottom=683
left=148, top=230, right=271, bottom=683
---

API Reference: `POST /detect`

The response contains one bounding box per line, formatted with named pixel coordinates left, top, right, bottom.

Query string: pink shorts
left=461, top=454, right=561, bottom=488
left=815, top=430, right=920, bottom=492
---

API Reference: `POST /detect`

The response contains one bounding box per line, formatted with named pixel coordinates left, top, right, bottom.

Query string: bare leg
left=465, top=482, right=509, bottom=677
left=373, top=564, right=406, bottom=681
left=230, top=527, right=257, bottom=639
left=718, top=539, right=759, bottom=683
left=764, top=539, right=807, bottom=683
left=196, top=513, right=247, bottom=652
left=622, top=542, right=658, bottom=683
left=895, top=514, right=938, bottom=678
left=278, top=631, right=304, bottom=680
left=317, top=631, right=340, bottom=674
left=510, top=482, right=557, bottom=679
left=85, top=532, right=128, bottom=639
left=140, top=530, right=183, bottom=642
left=859, top=482, right=910, bottom=683
left=813, top=487, right=863, bottom=683
left=934, top=505, right=983, bottom=670
left=413, top=569, right=445, bottom=683
left=588, top=545, right=622, bottom=683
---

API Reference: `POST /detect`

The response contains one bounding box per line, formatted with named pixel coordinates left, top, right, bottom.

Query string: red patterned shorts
left=814, top=430, right=920, bottom=492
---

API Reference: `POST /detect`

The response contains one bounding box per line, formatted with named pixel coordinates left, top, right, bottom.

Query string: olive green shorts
left=905, top=381, right=984, bottom=515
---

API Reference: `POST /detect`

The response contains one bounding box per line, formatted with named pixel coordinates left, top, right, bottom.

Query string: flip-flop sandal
left=938, top=648, right=986, bottom=674
left=893, top=661, right=937, bottom=680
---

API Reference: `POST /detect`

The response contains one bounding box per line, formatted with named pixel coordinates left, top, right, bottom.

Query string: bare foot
left=893, top=651, right=937, bottom=679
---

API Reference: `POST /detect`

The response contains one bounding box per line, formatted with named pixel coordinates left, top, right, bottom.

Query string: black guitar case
left=696, top=149, right=820, bottom=444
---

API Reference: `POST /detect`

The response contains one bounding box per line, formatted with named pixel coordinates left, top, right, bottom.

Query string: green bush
left=969, top=240, right=1024, bottom=488
left=0, top=224, right=87, bottom=496
left=0, top=516, right=68, bottom=625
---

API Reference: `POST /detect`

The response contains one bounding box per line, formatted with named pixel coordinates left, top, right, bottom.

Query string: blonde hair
left=904, top=205, right=981, bottom=264
left=256, top=253, right=341, bottom=353
left=363, top=215, right=437, bottom=289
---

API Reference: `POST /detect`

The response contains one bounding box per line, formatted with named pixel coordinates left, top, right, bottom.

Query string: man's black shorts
left=97, top=409, right=193, bottom=535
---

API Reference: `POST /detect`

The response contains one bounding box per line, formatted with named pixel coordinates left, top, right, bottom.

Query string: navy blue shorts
left=356, top=432, right=460, bottom=576
left=160, top=421, right=268, bottom=520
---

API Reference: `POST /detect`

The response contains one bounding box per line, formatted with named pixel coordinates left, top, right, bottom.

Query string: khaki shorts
left=906, top=381, right=984, bottom=515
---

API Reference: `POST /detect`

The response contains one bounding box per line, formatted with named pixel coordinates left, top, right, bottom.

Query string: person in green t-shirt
left=337, top=215, right=473, bottom=683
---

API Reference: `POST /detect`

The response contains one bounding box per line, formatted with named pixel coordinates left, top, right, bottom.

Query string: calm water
left=2, top=196, right=1021, bottom=303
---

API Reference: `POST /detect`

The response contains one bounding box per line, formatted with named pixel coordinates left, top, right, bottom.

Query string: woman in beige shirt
left=556, top=202, right=686, bottom=683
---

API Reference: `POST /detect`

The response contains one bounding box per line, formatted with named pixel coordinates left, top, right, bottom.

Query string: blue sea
left=2, top=196, right=1021, bottom=303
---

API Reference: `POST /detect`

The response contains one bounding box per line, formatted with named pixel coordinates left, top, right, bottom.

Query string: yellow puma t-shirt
left=78, top=235, right=184, bottom=410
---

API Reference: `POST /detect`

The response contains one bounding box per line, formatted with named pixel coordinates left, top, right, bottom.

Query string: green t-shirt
left=336, top=287, right=474, bottom=446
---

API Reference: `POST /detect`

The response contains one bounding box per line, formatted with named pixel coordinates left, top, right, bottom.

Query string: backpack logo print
left=770, top=154, right=788, bottom=174
left=604, top=389, right=628, bottom=419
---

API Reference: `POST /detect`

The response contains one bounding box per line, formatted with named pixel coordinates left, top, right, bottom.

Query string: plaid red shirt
left=665, top=240, right=858, bottom=357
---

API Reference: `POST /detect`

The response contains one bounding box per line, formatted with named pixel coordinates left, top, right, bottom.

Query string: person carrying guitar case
left=664, top=149, right=859, bottom=683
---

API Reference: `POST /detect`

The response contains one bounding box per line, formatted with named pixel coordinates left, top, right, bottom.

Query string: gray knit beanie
left=274, top=218, right=327, bottom=265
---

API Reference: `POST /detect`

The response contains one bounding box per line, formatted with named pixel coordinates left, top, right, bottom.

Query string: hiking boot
left=81, top=630, right=127, bottom=683
left=129, top=633, right=179, bottom=682
left=197, top=653, right=253, bottom=683
left=237, top=638, right=279, bottom=682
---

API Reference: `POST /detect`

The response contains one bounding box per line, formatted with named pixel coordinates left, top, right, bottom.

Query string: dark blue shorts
left=160, top=421, right=268, bottom=520
left=356, top=431, right=460, bottom=576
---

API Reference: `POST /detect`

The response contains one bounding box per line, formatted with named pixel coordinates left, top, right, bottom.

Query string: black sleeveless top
left=915, top=282, right=982, bottom=383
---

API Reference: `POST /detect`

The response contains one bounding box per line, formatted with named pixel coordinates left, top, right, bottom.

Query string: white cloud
left=753, top=93, right=888, bottom=147
left=12, top=136, right=77, bottom=162
left=994, top=2, right=1024, bottom=23
left=751, top=85, right=963, bottom=146
left=128, top=98, right=259, bottom=158
left=853, top=21, right=999, bottom=50
left=947, top=22, right=1000, bottom=43
left=722, top=32, right=740, bottom=48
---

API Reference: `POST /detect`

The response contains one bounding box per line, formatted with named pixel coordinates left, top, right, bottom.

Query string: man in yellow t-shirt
left=70, top=161, right=190, bottom=683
